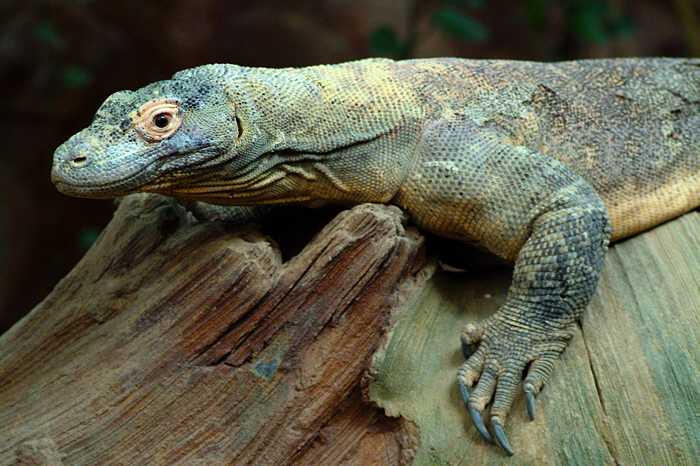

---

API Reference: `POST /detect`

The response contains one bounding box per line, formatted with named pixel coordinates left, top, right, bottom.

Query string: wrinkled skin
left=53, top=75, right=238, bottom=198
left=52, top=58, right=700, bottom=455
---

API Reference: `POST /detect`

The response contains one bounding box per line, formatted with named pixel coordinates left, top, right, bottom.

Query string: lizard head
left=51, top=71, right=240, bottom=198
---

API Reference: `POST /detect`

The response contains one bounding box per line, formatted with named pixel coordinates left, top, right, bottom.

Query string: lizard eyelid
left=134, top=99, right=182, bottom=142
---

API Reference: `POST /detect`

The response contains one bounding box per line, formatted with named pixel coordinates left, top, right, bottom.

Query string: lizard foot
left=457, top=315, right=574, bottom=455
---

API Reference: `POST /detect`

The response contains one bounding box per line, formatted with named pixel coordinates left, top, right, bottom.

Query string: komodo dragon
left=51, top=58, right=700, bottom=455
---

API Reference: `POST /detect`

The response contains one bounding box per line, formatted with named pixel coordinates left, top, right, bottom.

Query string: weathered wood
left=370, top=211, right=700, bottom=465
left=1, top=194, right=698, bottom=465
left=0, top=195, right=424, bottom=465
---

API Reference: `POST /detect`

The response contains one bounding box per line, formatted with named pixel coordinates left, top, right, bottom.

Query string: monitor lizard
left=51, top=57, right=700, bottom=456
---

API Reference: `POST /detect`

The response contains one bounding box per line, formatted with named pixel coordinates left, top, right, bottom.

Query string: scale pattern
left=51, top=57, right=700, bottom=455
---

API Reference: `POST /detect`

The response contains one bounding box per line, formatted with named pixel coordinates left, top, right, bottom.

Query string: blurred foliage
left=566, top=0, right=635, bottom=44
left=445, top=0, right=488, bottom=7
left=370, top=26, right=409, bottom=59
left=371, top=0, right=490, bottom=58
left=432, top=7, right=489, bottom=42
left=62, top=65, right=93, bottom=89
left=371, top=0, right=646, bottom=59
left=31, top=20, right=64, bottom=48
left=524, top=0, right=551, bottom=28
left=28, top=18, right=94, bottom=89
left=78, top=227, right=101, bottom=252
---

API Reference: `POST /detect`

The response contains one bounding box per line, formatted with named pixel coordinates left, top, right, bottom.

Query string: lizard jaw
left=52, top=160, right=160, bottom=199
left=52, top=143, right=219, bottom=199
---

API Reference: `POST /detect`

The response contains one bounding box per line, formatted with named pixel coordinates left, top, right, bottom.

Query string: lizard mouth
left=53, top=162, right=159, bottom=198
left=53, top=143, right=218, bottom=198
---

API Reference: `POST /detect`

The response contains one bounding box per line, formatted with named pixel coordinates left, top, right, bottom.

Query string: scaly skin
left=51, top=58, right=700, bottom=455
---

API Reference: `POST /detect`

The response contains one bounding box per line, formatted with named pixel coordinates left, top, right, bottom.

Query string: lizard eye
left=154, top=113, right=170, bottom=128
left=134, top=99, right=182, bottom=142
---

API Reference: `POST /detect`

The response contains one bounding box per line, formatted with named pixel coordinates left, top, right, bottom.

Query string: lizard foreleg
left=396, top=120, right=612, bottom=454
left=183, top=202, right=273, bottom=224
left=457, top=180, right=610, bottom=454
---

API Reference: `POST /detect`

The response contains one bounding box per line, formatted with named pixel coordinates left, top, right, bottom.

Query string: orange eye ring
left=134, top=99, right=182, bottom=142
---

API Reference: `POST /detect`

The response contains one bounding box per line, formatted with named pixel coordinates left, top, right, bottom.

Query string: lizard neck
left=232, top=59, right=422, bottom=154
left=185, top=59, right=425, bottom=206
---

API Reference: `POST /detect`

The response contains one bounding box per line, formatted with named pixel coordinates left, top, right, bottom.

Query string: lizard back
left=400, top=58, right=700, bottom=240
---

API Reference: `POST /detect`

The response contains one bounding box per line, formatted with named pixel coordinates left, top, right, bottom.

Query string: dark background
left=1, top=0, right=698, bottom=333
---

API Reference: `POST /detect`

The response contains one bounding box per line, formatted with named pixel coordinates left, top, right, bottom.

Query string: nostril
left=70, top=155, right=88, bottom=167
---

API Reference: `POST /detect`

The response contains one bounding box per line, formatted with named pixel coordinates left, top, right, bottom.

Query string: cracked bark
left=577, top=320, right=620, bottom=465
left=577, top=321, right=608, bottom=417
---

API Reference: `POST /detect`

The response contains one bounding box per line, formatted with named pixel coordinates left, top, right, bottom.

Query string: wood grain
left=0, top=195, right=697, bottom=465
left=370, top=211, right=699, bottom=465
left=0, top=195, right=424, bottom=465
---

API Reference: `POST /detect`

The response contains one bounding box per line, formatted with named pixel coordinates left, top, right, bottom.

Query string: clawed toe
left=460, top=322, right=484, bottom=358
left=458, top=377, right=493, bottom=443
left=457, top=378, right=471, bottom=406
left=461, top=340, right=479, bottom=359
left=524, top=383, right=537, bottom=421
left=491, top=417, right=514, bottom=456
left=456, top=318, right=572, bottom=456
left=468, top=405, right=492, bottom=443
left=458, top=374, right=517, bottom=454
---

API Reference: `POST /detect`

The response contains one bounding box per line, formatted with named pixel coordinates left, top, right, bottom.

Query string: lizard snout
left=51, top=139, right=93, bottom=190
left=68, top=153, right=89, bottom=168
left=58, top=141, right=91, bottom=168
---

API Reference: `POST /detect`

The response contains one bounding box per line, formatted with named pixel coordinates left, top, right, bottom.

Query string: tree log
left=1, top=194, right=698, bottom=465
left=0, top=195, right=424, bottom=465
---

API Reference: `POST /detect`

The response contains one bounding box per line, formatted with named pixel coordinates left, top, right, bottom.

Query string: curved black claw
left=524, top=384, right=537, bottom=421
left=492, top=418, right=514, bottom=456
left=458, top=379, right=471, bottom=406
left=468, top=405, right=493, bottom=443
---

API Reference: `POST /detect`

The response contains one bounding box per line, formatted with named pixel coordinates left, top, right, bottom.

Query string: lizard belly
left=601, top=168, right=700, bottom=240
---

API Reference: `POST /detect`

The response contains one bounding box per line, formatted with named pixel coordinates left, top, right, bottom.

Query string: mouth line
left=53, top=162, right=157, bottom=197
left=54, top=143, right=216, bottom=194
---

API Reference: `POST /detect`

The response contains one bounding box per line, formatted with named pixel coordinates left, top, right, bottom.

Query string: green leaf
left=31, top=20, right=63, bottom=47
left=370, top=26, right=407, bottom=58
left=62, top=65, right=93, bottom=89
left=432, top=8, right=489, bottom=42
